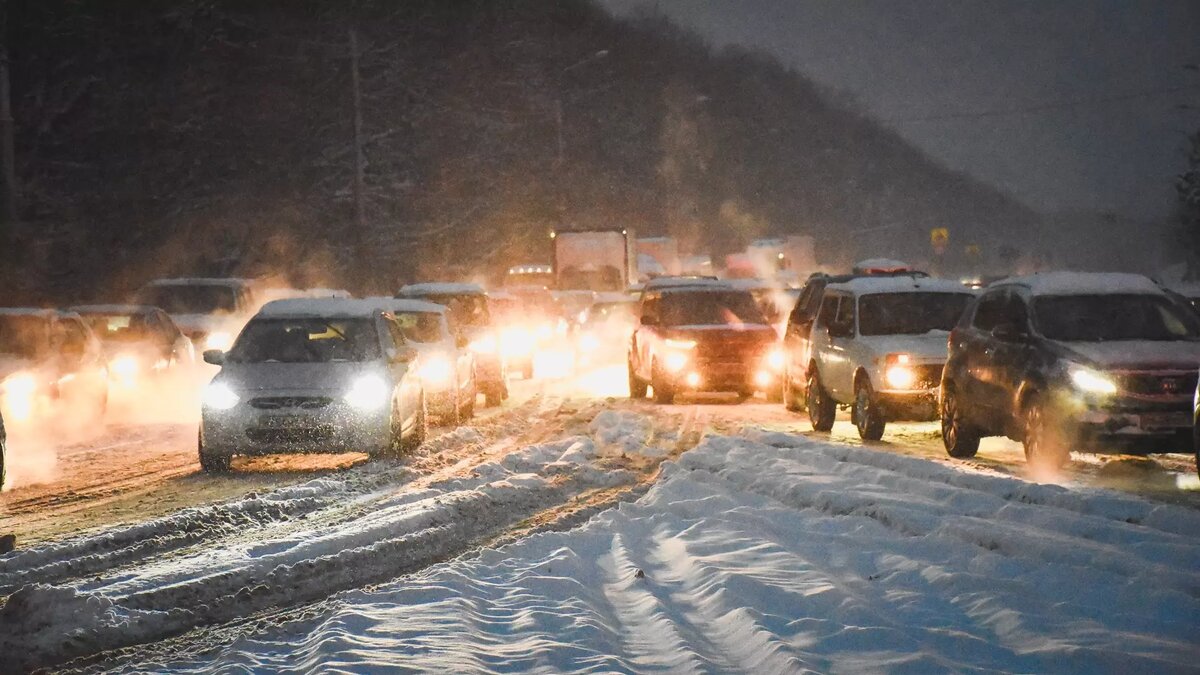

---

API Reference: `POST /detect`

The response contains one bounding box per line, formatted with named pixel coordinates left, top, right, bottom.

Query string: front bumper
left=877, top=389, right=939, bottom=421
left=1072, top=406, right=1194, bottom=454
left=661, top=357, right=780, bottom=393
left=201, top=399, right=390, bottom=457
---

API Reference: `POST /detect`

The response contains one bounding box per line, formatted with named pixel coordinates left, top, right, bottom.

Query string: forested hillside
left=3, top=0, right=1038, bottom=300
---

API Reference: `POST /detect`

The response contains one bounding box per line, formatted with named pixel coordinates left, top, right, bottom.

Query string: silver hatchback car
left=198, top=298, right=426, bottom=471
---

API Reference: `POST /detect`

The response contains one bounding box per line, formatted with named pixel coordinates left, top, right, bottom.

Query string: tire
left=806, top=369, right=835, bottom=432
left=853, top=380, right=886, bottom=441
left=369, top=408, right=404, bottom=460
left=783, top=368, right=804, bottom=412
left=0, top=419, right=7, bottom=491
left=1023, top=394, right=1069, bottom=471
left=941, top=384, right=980, bottom=458
left=483, top=381, right=503, bottom=408
left=651, top=361, right=675, bottom=404
left=197, top=430, right=231, bottom=473
left=628, top=359, right=648, bottom=398
left=400, top=393, right=428, bottom=454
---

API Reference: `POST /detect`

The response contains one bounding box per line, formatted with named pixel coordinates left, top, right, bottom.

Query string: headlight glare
left=469, top=334, right=497, bottom=354
left=419, top=356, right=454, bottom=385
left=766, top=347, right=785, bottom=371
left=345, top=374, right=390, bottom=411
left=1069, top=365, right=1117, bottom=395
left=202, top=382, right=240, bottom=410
left=205, top=331, right=234, bottom=351
left=665, top=338, right=697, bottom=350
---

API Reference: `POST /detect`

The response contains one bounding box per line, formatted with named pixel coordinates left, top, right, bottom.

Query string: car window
left=640, top=294, right=660, bottom=325
left=999, top=292, right=1029, bottom=329
left=61, top=319, right=89, bottom=357
left=393, top=311, right=443, bottom=343
left=384, top=317, right=410, bottom=350
left=859, top=293, right=974, bottom=336
left=817, top=293, right=840, bottom=327
left=972, top=291, right=1007, bottom=331
left=832, top=294, right=856, bottom=333
left=228, top=318, right=382, bottom=363
left=659, top=290, right=767, bottom=327
left=1033, top=294, right=1200, bottom=341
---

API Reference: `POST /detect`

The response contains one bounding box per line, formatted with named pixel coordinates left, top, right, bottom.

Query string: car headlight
left=1068, top=364, right=1117, bottom=396
left=202, top=382, right=240, bottom=410
left=664, top=351, right=689, bottom=373
left=765, top=347, right=785, bottom=371
left=664, top=338, right=697, bottom=350
left=469, top=334, right=497, bottom=354
left=500, top=328, right=533, bottom=357
left=579, top=332, right=600, bottom=354
left=205, top=331, right=233, bottom=351
left=110, top=355, right=139, bottom=379
left=418, top=356, right=453, bottom=385
left=2, top=373, right=38, bottom=421
left=884, top=353, right=917, bottom=390
left=345, top=374, right=390, bottom=411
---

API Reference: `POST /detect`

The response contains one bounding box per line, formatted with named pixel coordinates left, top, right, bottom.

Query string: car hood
left=858, top=332, right=952, bottom=362
left=1058, top=341, right=1200, bottom=371
left=214, top=361, right=394, bottom=394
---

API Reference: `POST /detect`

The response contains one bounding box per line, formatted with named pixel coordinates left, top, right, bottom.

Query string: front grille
left=248, top=396, right=334, bottom=410
left=1116, top=371, right=1198, bottom=399
left=246, top=425, right=335, bottom=444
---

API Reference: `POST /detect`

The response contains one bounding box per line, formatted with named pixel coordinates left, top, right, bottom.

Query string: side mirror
left=991, top=323, right=1027, bottom=342
left=202, top=349, right=226, bottom=366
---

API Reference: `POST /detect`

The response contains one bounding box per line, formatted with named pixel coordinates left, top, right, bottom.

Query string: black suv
left=940, top=272, right=1200, bottom=471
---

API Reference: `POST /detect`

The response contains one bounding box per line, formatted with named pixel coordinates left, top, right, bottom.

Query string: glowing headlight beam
left=1069, top=366, right=1117, bottom=395
left=418, top=356, right=454, bottom=385
left=205, top=331, right=233, bottom=351
left=885, top=365, right=917, bottom=390
left=202, top=382, right=240, bottom=410
left=344, top=374, right=390, bottom=411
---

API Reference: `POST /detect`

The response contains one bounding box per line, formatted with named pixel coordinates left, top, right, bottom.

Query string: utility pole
left=349, top=27, right=366, bottom=234
left=0, top=0, right=17, bottom=238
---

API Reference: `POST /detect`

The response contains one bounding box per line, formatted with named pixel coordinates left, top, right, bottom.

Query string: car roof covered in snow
left=827, top=276, right=975, bottom=296
left=0, top=307, right=60, bottom=319
left=654, top=280, right=739, bottom=295
left=725, top=278, right=777, bottom=291
left=397, top=282, right=486, bottom=297
left=994, top=272, right=1164, bottom=296
left=143, top=277, right=252, bottom=289
left=254, top=298, right=386, bottom=320
left=364, top=297, right=448, bottom=314
left=642, top=276, right=723, bottom=291
left=69, top=304, right=160, bottom=315
left=852, top=258, right=914, bottom=273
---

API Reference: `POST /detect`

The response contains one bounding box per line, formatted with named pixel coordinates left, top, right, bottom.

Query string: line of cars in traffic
left=622, top=267, right=1200, bottom=475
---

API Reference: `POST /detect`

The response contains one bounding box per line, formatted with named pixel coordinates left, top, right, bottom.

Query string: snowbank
left=116, top=431, right=1200, bottom=674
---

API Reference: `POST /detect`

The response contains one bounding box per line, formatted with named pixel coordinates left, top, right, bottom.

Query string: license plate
left=259, top=415, right=304, bottom=429
left=1138, top=412, right=1192, bottom=429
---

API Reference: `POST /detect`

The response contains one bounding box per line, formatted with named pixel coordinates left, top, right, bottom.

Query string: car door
left=810, top=293, right=840, bottom=390
left=382, top=317, right=419, bottom=426
left=444, top=314, right=473, bottom=396
left=823, top=292, right=858, bottom=401
left=57, top=317, right=104, bottom=404
left=989, top=290, right=1037, bottom=425
left=960, top=288, right=1010, bottom=418
left=633, top=293, right=661, bottom=380
left=783, top=281, right=823, bottom=388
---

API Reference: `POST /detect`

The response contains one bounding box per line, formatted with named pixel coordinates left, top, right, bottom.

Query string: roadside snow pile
left=0, top=409, right=654, bottom=672
left=118, top=431, right=1200, bottom=674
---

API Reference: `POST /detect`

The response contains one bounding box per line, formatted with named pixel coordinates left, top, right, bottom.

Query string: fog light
left=885, top=365, right=916, bottom=389
left=685, top=372, right=702, bottom=388
left=766, top=347, right=785, bottom=371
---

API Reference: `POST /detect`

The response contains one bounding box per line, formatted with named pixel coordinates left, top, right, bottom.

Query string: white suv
left=805, top=277, right=976, bottom=439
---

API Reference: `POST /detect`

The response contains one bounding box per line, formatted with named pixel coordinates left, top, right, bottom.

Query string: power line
left=884, top=85, right=1199, bottom=124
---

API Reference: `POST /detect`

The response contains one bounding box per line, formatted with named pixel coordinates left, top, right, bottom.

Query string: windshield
left=227, top=318, right=381, bottom=363
left=393, top=311, right=443, bottom=343
left=410, top=294, right=489, bottom=328
left=859, top=293, right=974, bottom=336
left=141, top=285, right=237, bottom=314
left=660, top=291, right=767, bottom=327
left=78, top=313, right=146, bottom=342
left=1033, top=294, right=1200, bottom=342
left=0, top=315, right=48, bottom=359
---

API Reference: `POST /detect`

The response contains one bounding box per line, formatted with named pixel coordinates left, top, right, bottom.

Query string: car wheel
left=806, top=369, right=835, bottom=432
left=941, top=385, right=980, bottom=458
left=400, top=393, right=428, bottom=454
left=854, top=380, right=886, bottom=441
left=628, top=359, right=648, bottom=399
left=197, top=430, right=231, bottom=473
left=1023, top=394, right=1069, bottom=471
left=462, top=379, right=476, bottom=420
left=783, top=369, right=804, bottom=412
left=651, top=361, right=675, bottom=404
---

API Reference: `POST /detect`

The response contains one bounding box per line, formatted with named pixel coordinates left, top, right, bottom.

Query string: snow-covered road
left=94, top=427, right=1200, bottom=674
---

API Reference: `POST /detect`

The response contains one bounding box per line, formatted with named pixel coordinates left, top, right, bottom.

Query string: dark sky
left=602, top=0, right=1200, bottom=219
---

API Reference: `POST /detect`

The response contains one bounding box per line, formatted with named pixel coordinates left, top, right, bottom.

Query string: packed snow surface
left=112, top=430, right=1200, bottom=674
